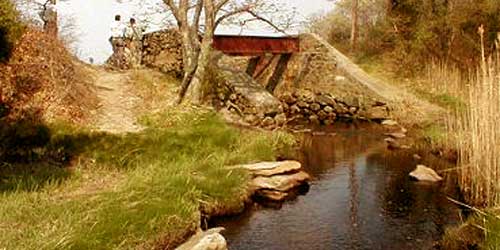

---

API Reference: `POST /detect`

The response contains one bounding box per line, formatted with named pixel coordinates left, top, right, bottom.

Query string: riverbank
left=0, top=108, right=295, bottom=249
left=0, top=66, right=297, bottom=249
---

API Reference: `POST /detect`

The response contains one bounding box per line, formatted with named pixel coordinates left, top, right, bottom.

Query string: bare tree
left=41, top=0, right=58, bottom=36
left=160, top=0, right=293, bottom=104
left=15, top=0, right=60, bottom=36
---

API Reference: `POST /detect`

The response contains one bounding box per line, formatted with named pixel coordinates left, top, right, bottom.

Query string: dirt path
left=93, top=69, right=143, bottom=133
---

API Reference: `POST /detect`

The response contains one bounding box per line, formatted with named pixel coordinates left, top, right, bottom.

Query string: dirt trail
left=93, top=69, right=143, bottom=133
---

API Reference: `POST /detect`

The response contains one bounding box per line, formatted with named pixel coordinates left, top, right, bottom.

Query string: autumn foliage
left=0, top=29, right=96, bottom=124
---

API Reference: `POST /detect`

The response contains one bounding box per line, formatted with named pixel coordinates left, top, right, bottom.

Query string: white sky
left=57, top=0, right=333, bottom=64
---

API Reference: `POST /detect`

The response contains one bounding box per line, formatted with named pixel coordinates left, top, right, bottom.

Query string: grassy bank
left=0, top=109, right=295, bottom=249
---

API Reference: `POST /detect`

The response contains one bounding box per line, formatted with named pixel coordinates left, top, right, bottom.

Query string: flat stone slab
left=251, top=171, right=311, bottom=192
left=384, top=132, right=406, bottom=139
left=381, top=119, right=398, bottom=126
left=409, top=165, right=443, bottom=182
left=232, top=161, right=302, bottom=177
left=176, top=228, right=227, bottom=250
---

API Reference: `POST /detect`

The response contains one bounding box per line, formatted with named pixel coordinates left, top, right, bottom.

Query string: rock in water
left=232, top=161, right=302, bottom=177
left=384, top=132, right=407, bottom=139
left=384, top=138, right=411, bottom=150
left=251, top=171, right=311, bottom=192
left=409, top=165, right=443, bottom=182
left=176, top=228, right=228, bottom=250
left=381, top=119, right=398, bottom=126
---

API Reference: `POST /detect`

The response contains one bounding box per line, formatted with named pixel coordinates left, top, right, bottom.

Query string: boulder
left=409, top=165, right=443, bottom=182
left=215, top=64, right=283, bottom=118
left=324, top=106, right=334, bottom=113
left=233, top=161, right=302, bottom=177
left=251, top=171, right=311, bottom=192
left=176, top=228, right=228, bottom=250
left=310, top=103, right=321, bottom=112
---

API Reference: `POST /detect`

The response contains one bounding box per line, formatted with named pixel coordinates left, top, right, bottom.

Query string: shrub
left=0, top=0, right=25, bottom=62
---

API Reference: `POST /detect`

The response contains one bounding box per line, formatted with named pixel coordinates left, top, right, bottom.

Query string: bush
left=0, top=0, right=25, bottom=62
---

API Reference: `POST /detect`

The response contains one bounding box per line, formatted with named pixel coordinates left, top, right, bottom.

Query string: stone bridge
left=134, top=30, right=392, bottom=127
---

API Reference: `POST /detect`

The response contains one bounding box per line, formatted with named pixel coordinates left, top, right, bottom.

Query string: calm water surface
left=215, top=127, right=462, bottom=250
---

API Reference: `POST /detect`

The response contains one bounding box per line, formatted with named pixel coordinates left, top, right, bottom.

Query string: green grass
left=442, top=210, right=500, bottom=250
left=484, top=212, right=500, bottom=249
left=414, top=89, right=466, bottom=111
left=0, top=110, right=296, bottom=249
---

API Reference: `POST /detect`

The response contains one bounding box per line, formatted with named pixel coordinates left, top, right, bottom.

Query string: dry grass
left=447, top=59, right=500, bottom=207
left=0, top=28, right=97, bottom=124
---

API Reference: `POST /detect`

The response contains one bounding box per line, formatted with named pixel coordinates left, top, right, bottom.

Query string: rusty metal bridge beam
left=246, top=56, right=261, bottom=76
left=266, top=53, right=292, bottom=94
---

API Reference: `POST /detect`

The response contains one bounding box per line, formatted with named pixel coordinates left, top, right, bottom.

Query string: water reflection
left=215, top=128, right=461, bottom=250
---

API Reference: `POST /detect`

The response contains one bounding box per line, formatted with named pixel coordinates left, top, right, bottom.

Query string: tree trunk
left=350, top=0, right=359, bottom=52
left=185, top=40, right=212, bottom=104
left=176, top=26, right=199, bottom=104
left=177, top=0, right=216, bottom=105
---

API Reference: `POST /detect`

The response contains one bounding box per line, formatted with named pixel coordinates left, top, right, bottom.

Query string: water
left=215, top=126, right=462, bottom=250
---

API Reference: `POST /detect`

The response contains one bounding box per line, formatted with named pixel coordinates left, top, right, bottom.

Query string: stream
left=214, top=126, right=463, bottom=250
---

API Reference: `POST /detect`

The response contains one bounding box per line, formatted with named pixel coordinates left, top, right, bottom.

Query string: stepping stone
left=251, top=171, right=311, bottom=192
left=176, top=228, right=228, bottom=250
left=231, top=161, right=302, bottom=177
left=409, top=165, right=443, bottom=182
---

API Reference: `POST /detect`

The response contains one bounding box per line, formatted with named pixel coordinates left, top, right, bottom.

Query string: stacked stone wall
left=141, top=29, right=184, bottom=77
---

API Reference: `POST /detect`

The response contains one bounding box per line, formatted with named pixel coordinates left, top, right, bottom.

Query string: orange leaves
left=1, top=28, right=93, bottom=124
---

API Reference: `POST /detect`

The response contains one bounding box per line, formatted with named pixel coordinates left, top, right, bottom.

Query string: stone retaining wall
left=141, top=29, right=183, bottom=77
left=279, top=89, right=390, bottom=125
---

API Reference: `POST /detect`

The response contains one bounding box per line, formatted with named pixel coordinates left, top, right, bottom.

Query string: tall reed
left=447, top=31, right=500, bottom=207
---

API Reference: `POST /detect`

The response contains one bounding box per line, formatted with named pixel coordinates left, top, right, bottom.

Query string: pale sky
left=57, top=0, right=333, bottom=64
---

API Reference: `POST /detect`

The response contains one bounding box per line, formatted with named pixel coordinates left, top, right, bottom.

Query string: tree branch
left=215, top=0, right=231, bottom=11
left=245, top=9, right=289, bottom=34
left=192, top=0, right=203, bottom=30
left=214, top=6, right=250, bottom=29
left=163, top=0, right=180, bottom=22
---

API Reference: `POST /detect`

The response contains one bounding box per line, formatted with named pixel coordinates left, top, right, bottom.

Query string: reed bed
left=447, top=33, right=500, bottom=207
